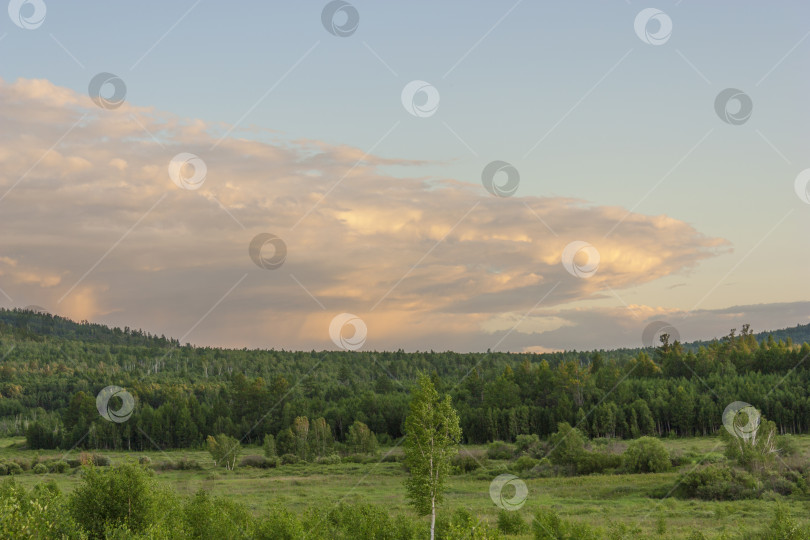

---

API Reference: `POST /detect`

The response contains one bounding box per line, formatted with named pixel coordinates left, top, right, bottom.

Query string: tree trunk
left=430, top=497, right=436, bottom=540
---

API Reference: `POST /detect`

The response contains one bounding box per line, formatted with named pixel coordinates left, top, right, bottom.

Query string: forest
left=0, top=308, right=808, bottom=453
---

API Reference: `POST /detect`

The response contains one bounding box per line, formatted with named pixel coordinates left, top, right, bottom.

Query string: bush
left=240, top=455, right=279, bottom=468
left=497, top=509, right=527, bottom=534
left=452, top=453, right=482, bottom=473
left=515, top=434, right=543, bottom=456
left=138, top=456, right=151, bottom=465
left=155, top=457, right=202, bottom=471
left=32, top=463, right=47, bottom=474
left=576, top=451, right=622, bottom=475
left=280, top=453, right=299, bottom=465
left=675, top=464, right=760, bottom=500
left=776, top=435, right=799, bottom=457
left=532, top=508, right=599, bottom=540
left=46, top=460, right=69, bottom=474
left=262, top=433, right=276, bottom=458
left=487, top=441, right=515, bottom=460
left=6, top=462, right=23, bottom=475
left=69, top=463, right=158, bottom=538
left=548, top=423, right=586, bottom=467
left=315, top=454, right=341, bottom=465
left=512, top=456, right=540, bottom=474
left=623, top=437, right=670, bottom=473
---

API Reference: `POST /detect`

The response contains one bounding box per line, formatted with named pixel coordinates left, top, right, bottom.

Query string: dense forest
left=0, top=309, right=808, bottom=452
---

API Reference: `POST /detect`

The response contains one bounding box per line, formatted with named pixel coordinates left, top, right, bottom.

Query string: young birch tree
left=404, top=374, right=462, bottom=540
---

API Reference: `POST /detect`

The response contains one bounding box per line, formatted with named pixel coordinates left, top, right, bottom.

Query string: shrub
left=487, top=441, right=515, bottom=460
left=512, top=456, right=540, bottom=474
left=315, top=454, right=341, bottom=465
left=6, top=463, right=23, bottom=475
left=0, top=463, right=7, bottom=476
left=154, top=458, right=202, bottom=471
left=675, top=464, right=760, bottom=500
left=32, top=463, right=47, bottom=474
left=281, top=453, right=299, bottom=465
left=69, top=463, right=158, bottom=538
left=138, top=456, right=152, bottom=465
left=262, top=433, right=276, bottom=458
left=548, top=423, right=586, bottom=467
left=452, top=453, right=482, bottom=473
left=46, top=460, right=69, bottom=474
left=497, top=509, right=527, bottom=534
left=576, top=451, right=622, bottom=475
left=532, top=508, right=599, bottom=540
left=623, top=437, right=670, bottom=473
left=776, top=435, right=799, bottom=457
left=240, top=455, right=279, bottom=468
left=515, top=433, right=543, bottom=456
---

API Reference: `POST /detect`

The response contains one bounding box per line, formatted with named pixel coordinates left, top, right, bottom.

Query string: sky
left=0, top=0, right=808, bottom=352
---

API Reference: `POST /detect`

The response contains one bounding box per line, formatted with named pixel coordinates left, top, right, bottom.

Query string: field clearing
left=3, top=436, right=810, bottom=538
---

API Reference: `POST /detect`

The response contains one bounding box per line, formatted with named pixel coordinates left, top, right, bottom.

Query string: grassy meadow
left=4, top=435, right=809, bottom=539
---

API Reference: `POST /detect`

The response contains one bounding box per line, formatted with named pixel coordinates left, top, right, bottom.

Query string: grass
left=2, top=436, right=810, bottom=539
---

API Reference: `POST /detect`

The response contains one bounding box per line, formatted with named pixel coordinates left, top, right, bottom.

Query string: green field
left=4, top=436, right=809, bottom=539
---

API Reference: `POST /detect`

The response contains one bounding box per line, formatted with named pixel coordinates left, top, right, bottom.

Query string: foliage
left=623, top=436, right=671, bottom=473
left=347, top=420, right=378, bottom=454
left=497, top=509, right=527, bottom=535
left=531, top=508, right=599, bottom=540
left=675, top=463, right=761, bottom=500
left=404, top=374, right=462, bottom=539
left=69, top=463, right=158, bottom=538
left=206, top=433, right=241, bottom=470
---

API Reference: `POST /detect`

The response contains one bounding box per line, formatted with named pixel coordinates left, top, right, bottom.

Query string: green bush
left=69, top=463, right=158, bottom=538
left=32, top=463, right=48, bottom=474
left=315, top=454, right=341, bottom=465
left=487, top=441, right=515, bottom=460
left=675, top=464, right=760, bottom=500
left=576, top=451, right=622, bottom=475
left=281, top=453, right=300, bottom=465
left=623, top=437, right=670, bottom=473
left=6, top=462, right=23, bottom=475
left=513, top=456, right=540, bottom=473
left=452, top=453, right=482, bottom=473
left=240, top=454, right=279, bottom=468
left=548, top=423, right=586, bottom=467
left=47, top=460, right=70, bottom=473
left=138, top=456, right=151, bottom=465
left=497, top=509, right=527, bottom=534
left=532, top=508, right=599, bottom=540
left=515, top=434, right=543, bottom=456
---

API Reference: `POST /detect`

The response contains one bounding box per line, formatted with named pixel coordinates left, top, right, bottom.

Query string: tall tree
left=403, top=374, right=461, bottom=540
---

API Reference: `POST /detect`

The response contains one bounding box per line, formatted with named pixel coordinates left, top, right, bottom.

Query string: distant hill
left=0, top=308, right=806, bottom=353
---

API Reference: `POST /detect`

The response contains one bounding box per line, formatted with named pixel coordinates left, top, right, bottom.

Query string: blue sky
left=0, top=1, right=808, bottom=351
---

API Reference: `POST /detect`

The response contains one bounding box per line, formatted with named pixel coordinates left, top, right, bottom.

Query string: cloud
left=0, top=77, right=743, bottom=351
